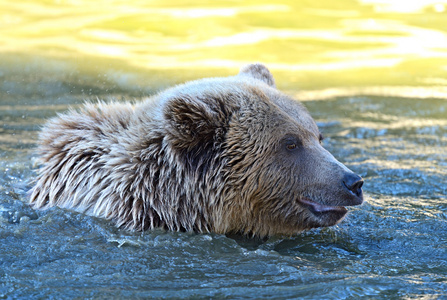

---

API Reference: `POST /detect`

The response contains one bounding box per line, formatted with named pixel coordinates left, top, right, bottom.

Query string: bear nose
left=343, top=173, right=364, bottom=198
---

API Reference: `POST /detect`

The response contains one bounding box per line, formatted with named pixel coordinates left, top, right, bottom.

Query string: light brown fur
left=30, top=64, right=363, bottom=238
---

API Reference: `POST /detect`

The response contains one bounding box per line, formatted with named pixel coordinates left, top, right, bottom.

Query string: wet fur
left=30, top=64, right=361, bottom=238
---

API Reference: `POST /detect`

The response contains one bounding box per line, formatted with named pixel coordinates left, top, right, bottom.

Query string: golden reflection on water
left=360, top=0, right=446, bottom=13
left=2, top=0, right=447, bottom=95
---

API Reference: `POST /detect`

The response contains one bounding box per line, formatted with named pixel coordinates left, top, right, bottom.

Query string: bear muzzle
left=297, top=172, right=364, bottom=220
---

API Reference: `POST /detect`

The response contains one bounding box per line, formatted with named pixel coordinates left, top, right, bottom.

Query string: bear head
left=162, top=63, right=363, bottom=237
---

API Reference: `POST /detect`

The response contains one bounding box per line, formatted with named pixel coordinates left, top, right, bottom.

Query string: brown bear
left=29, top=63, right=363, bottom=238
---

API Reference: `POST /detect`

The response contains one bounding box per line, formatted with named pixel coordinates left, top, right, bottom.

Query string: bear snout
left=342, top=172, right=364, bottom=205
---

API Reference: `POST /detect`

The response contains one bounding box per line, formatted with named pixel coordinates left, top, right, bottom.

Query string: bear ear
left=238, top=63, right=276, bottom=87
left=164, top=96, right=221, bottom=152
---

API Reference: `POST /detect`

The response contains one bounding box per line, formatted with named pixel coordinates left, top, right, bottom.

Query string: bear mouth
left=298, top=198, right=348, bottom=216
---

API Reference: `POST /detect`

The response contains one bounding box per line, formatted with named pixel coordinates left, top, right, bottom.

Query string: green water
left=1, top=1, right=447, bottom=299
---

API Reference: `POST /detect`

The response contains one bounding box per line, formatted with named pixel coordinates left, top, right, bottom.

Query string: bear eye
left=286, top=143, right=297, bottom=150
left=283, top=137, right=299, bottom=151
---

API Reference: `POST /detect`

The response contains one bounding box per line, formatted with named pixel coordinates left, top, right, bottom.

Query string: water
left=1, top=1, right=447, bottom=299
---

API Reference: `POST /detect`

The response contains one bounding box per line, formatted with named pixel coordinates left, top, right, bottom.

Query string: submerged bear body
left=30, top=64, right=363, bottom=238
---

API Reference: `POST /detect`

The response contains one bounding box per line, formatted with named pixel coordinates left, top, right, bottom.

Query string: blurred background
left=2, top=0, right=447, bottom=97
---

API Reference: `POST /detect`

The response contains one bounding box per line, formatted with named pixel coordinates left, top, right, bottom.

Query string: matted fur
left=30, top=64, right=363, bottom=238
